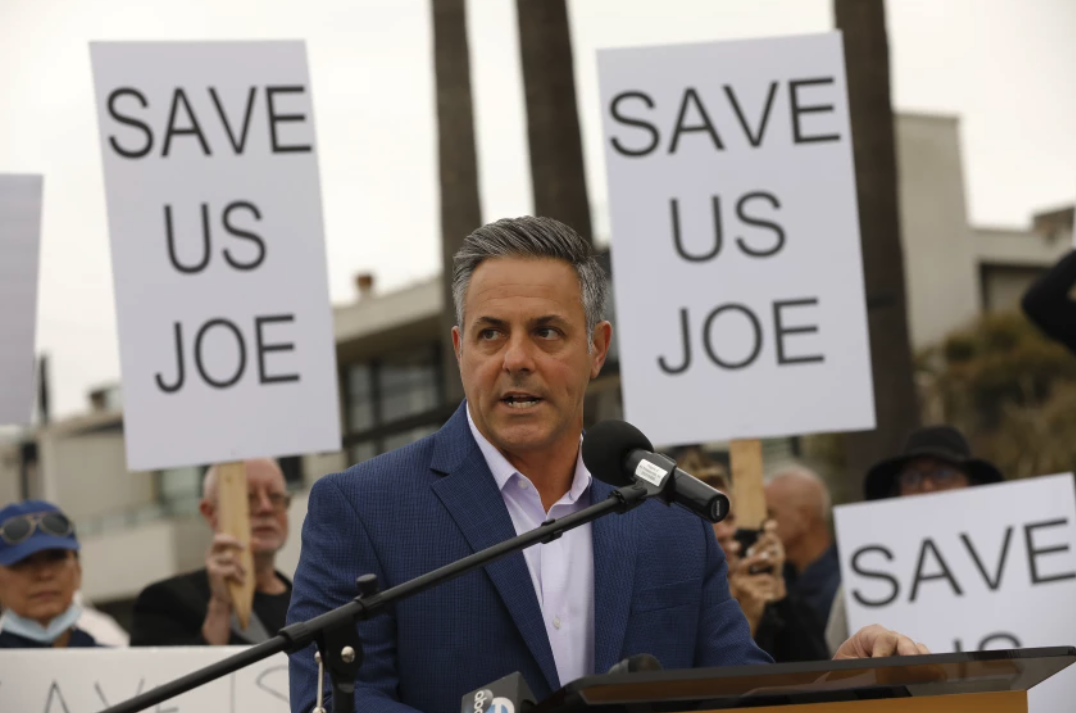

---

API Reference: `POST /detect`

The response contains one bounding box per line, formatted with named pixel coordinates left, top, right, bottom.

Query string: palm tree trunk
left=516, top=0, right=593, bottom=241
left=835, top=0, right=921, bottom=495
left=432, top=0, right=481, bottom=405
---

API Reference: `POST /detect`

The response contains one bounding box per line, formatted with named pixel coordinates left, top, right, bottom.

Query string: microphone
left=607, top=653, right=664, bottom=675
left=582, top=420, right=730, bottom=523
left=460, top=672, right=536, bottom=713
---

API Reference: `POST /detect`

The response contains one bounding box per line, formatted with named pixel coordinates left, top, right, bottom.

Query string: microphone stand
left=100, top=483, right=652, bottom=713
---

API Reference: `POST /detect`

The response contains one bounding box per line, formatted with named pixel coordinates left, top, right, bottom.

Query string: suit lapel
left=591, top=479, right=638, bottom=674
left=430, top=404, right=561, bottom=692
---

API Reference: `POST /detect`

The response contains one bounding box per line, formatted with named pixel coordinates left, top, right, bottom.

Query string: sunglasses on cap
left=0, top=511, right=74, bottom=545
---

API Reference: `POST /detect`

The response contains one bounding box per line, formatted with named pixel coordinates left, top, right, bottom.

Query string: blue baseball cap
left=0, top=500, right=79, bottom=567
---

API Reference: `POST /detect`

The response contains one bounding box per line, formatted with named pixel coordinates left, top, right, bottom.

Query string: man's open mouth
left=501, top=393, right=542, bottom=409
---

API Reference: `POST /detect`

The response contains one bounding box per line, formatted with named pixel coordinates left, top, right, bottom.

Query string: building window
left=348, top=363, right=376, bottom=432
left=342, top=343, right=448, bottom=460
left=157, top=465, right=205, bottom=516
left=380, top=348, right=441, bottom=422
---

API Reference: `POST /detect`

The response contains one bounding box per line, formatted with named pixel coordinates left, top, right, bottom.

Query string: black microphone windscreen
left=582, top=420, right=654, bottom=487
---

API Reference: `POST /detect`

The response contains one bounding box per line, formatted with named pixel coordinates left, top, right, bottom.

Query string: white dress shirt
left=467, top=408, right=596, bottom=686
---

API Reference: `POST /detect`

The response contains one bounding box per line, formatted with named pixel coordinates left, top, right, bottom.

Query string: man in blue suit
left=288, top=217, right=927, bottom=713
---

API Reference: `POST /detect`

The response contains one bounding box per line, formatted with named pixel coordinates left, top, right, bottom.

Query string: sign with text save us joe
left=598, top=32, right=874, bottom=447
left=91, top=42, right=340, bottom=471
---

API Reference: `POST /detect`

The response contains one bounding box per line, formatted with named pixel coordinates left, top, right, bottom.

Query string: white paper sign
left=598, top=32, right=874, bottom=446
left=0, top=647, right=290, bottom=712
left=90, top=42, right=340, bottom=470
left=834, top=475, right=1076, bottom=711
left=0, top=174, right=43, bottom=426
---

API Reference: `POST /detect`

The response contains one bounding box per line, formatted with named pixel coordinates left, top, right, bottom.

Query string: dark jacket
left=130, top=568, right=292, bottom=646
left=754, top=592, right=831, bottom=663
left=286, top=401, right=771, bottom=713
left=1022, top=249, right=1076, bottom=354
left=0, top=627, right=99, bottom=648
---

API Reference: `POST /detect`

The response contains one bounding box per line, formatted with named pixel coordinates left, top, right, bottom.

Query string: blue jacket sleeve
left=287, top=475, right=420, bottom=713
left=693, top=518, right=774, bottom=667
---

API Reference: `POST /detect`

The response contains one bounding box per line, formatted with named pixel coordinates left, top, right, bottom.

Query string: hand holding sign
left=215, top=463, right=255, bottom=631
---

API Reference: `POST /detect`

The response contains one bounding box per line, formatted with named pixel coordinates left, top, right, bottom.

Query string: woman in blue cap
left=0, top=500, right=99, bottom=648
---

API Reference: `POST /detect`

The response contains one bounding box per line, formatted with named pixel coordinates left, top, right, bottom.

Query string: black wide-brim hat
left=863, top=425, right=1005, bottom=501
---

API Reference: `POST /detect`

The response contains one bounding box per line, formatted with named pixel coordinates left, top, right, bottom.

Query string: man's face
left=764, top=480, right=805, bottom=551
left=203, top=459, right=290, bottom=556
left=897, top=457, right=971, bottom=497
left=0, top=550, right=81, bottom=625
left=453, top=257, right=610, bottom=459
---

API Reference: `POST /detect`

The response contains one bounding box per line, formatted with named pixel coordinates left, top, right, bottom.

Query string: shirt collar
left=466, top=403, right=592, bottom=504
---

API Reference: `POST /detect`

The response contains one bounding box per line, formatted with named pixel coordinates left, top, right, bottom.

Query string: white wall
left=275, top=490, right=310, bottom=581
left=895, top=114, right=982, bottom=350
left=975, top=226, right=1072, bottom=267
left=0, top=442, right=22, bottom=505
left=38, top=427, right=155, bottom=523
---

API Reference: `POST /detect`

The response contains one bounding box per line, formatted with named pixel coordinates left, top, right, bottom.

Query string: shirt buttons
left=518, top=479, right=530, bottom=489
left=553, top=616, right=562, bottom=630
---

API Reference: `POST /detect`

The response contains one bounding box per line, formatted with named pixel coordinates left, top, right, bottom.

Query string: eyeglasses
left=248, top=492, right=292, bottom=512
left=0, top=512, right=74, bottom=545
left=897, top=466, right=967, bottom=491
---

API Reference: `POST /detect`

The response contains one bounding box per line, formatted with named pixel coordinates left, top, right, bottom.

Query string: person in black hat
left=863, top=425, right=1005, bottom=501
left=0, top=500, right=99, bottom=648
left=823, top=426, right=1006, bottom=653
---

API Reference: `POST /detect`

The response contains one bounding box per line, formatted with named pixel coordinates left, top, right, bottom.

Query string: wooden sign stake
left=730, top=438, right=767, bottom=530
left=216, top=461, right=254, bottom=630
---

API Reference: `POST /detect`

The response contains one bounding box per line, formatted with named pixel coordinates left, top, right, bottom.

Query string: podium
left=533, top=647, right=1076, bottom=713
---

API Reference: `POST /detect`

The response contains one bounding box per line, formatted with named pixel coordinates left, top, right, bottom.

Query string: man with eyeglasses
left=825, top=425, right=1005, bottom=651
left=0, top=500, right=99, bottom=648
left=863, top=425, right=1004, bottom=501
left=130, top=458, right=293, bottom=646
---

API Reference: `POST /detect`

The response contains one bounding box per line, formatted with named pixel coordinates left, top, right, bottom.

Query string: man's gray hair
left=452, top=216, right=610, bottom=344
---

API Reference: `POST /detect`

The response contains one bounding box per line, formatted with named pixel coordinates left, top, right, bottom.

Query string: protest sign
left=598, top=32, right=873, bottom=447
left=0, top=174, right=43, bottom=425
left=90, top=41, right=340, bottom=471
left=0, top=647, right=290, bottom=712
left=835, top=474, right=1076, bottom=711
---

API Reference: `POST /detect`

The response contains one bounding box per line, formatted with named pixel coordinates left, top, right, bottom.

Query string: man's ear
left=452, top=325, right=463, bottom=362
left=590, top=321, right=613, bottom=379
left=198, top=499, right=216, bottom=528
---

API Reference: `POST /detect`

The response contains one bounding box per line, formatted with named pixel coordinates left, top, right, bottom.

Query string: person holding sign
left=764, top=467, right=841, bottom=627
left=0, top=501, right=99, bottom=648
left=825, top=425, right=1005, bottom=652
left=677, top=448, right=829, bottom=663
left=131, top=459, right=292, bottom=646
left=287, top=217, right=928, bottom=713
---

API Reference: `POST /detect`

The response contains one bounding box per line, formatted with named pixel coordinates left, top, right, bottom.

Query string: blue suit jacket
left=287, top=403, right=771, bottom=713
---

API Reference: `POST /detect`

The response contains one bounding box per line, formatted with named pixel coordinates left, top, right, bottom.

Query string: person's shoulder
left=135, top=568, right=210, bottom=606
left=69, top=628, right=101, bottom=648
left=313, top=430, right=442, bottom=501
left=0, top=630, right=39, bottom=648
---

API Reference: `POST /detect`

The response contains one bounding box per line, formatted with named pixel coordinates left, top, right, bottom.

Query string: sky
left=0, top=0, right=1074, bottom=419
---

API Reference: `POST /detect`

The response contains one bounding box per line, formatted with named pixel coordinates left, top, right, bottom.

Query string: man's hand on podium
left=833, top=624, right=931, bottom=660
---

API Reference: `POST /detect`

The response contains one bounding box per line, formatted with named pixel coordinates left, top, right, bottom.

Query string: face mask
left=0, top=602, right=82, bottom=644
